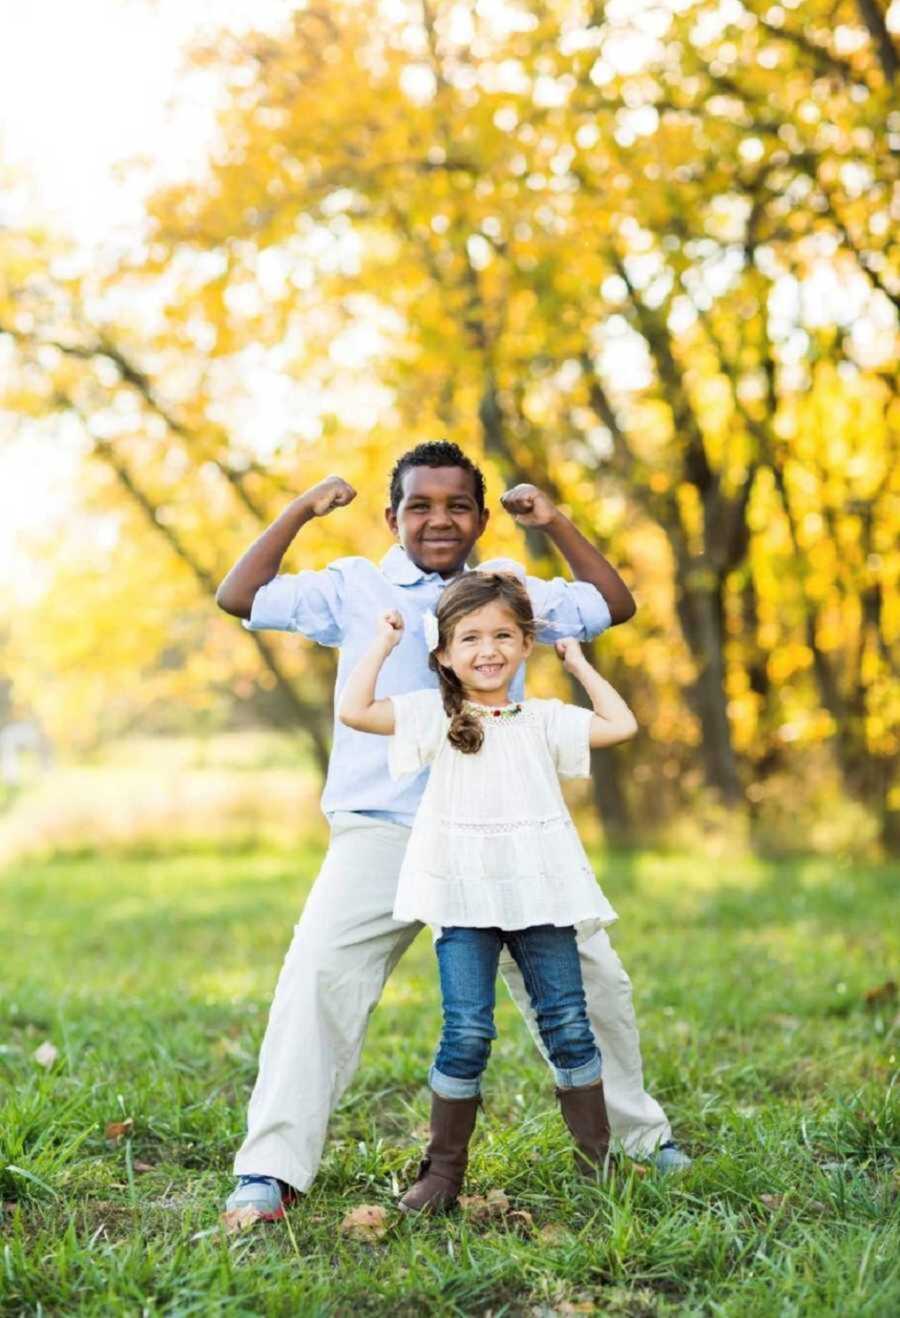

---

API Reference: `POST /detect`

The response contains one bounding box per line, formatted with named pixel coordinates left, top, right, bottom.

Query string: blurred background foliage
left=0, top=0, right=897, bottom=856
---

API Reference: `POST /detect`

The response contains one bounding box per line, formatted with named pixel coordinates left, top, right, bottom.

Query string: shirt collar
left=379, top=544, right=527, bottom=587
left=380, top=543, right=467, bottom=587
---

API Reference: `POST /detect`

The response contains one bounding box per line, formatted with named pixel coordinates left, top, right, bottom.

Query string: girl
left=338, top=571, right=637, bottom=1212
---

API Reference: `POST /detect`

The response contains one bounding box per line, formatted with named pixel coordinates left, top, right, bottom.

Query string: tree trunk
left=880, top=759, right=900, bottom=853
left=674, top=564, right=743, bottom=803
left=472, top=375, right=637, bottom=838
left=564, top=647, right=634, bottom=846
left=588, top=746, right=634, bottom=847
left=580, top=289, right=747, bottom=809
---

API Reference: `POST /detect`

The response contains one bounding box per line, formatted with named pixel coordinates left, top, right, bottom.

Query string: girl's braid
left=430, top=655, right=484, bottom=754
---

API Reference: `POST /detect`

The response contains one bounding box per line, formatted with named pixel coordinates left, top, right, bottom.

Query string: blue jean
left=430, top=924, right=602, bottom=1099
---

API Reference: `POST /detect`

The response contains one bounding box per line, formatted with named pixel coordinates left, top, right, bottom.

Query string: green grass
left=1, top=845, right=898, bottom=1316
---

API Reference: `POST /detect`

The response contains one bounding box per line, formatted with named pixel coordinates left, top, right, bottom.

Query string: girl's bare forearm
left=338, top=642, right=394, bottom=731
left=571, top=661, right=636, bottom=730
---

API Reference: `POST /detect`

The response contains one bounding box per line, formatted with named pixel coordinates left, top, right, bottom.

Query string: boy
left=217, top=441, right=688, bottom=1218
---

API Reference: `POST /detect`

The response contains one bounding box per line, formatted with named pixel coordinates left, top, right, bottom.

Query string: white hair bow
left=422, top=610, right=440, bottom=652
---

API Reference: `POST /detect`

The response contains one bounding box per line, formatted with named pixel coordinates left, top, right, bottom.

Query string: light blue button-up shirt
left=245, top=545, right=612, bottom=824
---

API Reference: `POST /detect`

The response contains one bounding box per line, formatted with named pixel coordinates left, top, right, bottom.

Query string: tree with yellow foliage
left=2, top=0, right=897, bottom=844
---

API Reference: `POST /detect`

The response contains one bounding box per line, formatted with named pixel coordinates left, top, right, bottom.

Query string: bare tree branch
left=855, top=0, right=899, bottom=81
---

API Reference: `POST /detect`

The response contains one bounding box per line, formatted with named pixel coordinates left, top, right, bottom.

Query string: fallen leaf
left=557, top=1302, right=596, bottom=1314
left=458, top=1188, right=510, bottom=1221
left=32, top=1041, right=58, bottom=1069
left=212, top=1038, right=235, bottom=1059
left=769, top=1014, right=801, bottom=1030
left=537, top=1223, right=570, bottom=1245
left=807, top=1199, right=828, bottom=1214
left=189, top=1226, right=221, bottom=1243
left=133, top=1160, right=154, bottom=1174
left=221, top=1205, right=263, bottom=1233
left=105, top=1119, right=134, bottom=1142
left=339, top=1204, right=389, bottom=1240
left=507, top=1208, right=534, bottom=1232
left=864, top=981, right=897, bottom=1008
left=630, top=1161, right=649, bottom=1178
left=760, top=1193, right=788, bottom=1211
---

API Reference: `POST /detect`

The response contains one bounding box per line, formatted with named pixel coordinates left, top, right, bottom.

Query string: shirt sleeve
left=242, top=565, right=345, bottom=646
left=387, top=690, right=447, bottom=780
left=540, top=698, right=595, bottom=779
left=527, top=574, right=612, bottom=645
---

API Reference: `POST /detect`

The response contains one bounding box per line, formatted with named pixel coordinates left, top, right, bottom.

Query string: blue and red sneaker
left=224, top=1175, right=298, bottom=1221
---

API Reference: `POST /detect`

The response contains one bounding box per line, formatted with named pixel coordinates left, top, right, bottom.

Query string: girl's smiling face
left=436, top=601, right=533, bottom=703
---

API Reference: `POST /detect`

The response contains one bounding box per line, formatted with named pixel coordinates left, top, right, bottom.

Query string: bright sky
left=0, top=0, right=292, bottom=594
left=0, top=0, right=292, bottom=240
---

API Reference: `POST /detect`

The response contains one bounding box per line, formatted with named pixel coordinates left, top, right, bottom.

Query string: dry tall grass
left=0, top=734, right=324, bottom=864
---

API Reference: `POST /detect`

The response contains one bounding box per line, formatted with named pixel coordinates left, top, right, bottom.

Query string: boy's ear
left=475, top=508, right=490, bottom=538
left=385, top=506, right=399, bottom=537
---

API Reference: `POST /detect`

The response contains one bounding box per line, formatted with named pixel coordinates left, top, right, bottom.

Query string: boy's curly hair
left=389, top=441, right=486, bottom=512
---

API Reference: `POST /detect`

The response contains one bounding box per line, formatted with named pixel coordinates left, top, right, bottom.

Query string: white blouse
left=388, top=690, right=618, bottom=939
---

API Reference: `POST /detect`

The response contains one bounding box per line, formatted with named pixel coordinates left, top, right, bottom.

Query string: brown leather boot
left=399, top=1092, right=480, bottom=1213
left=556, top=1081, right=613, bottom=1177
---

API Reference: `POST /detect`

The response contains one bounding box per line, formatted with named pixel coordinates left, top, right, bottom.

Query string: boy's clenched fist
left=304, top=476, right=357, bottom=517
left=500, top=484, right=559, bottom=528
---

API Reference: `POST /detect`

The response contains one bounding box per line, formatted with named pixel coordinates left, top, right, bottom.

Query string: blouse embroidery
left=462, top=699, right=523, bottom=722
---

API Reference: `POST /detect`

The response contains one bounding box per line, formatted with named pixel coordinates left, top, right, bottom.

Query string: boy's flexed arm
left=501, top=484, right=636, bottom=624
left=338, top=612, right=403, bottom=734
left=216, top=476, right=356, bottom=618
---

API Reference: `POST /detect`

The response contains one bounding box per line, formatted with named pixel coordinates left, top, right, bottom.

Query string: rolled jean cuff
left=553, top=1051, right=602, bottom=1090
left=429, top=1065, right=481, bottom=1100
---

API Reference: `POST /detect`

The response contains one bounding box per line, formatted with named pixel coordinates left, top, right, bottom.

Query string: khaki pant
left=234, top=812, right=671, bottom=1191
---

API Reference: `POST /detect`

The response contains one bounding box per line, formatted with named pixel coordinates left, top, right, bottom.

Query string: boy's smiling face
left=385, top=466, right=489, bottom=577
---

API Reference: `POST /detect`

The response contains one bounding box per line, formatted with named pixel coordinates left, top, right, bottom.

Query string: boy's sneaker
left=225, top=1175, right=296, bottom=1221
left=650, top=1141, right=691, bottom=1174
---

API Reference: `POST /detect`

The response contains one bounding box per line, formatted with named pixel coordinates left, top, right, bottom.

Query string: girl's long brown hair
left=430, top=572, right=535, bottom=754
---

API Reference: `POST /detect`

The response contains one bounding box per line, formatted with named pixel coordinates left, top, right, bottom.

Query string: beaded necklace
left=463, top=699, right=523, bottom=721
